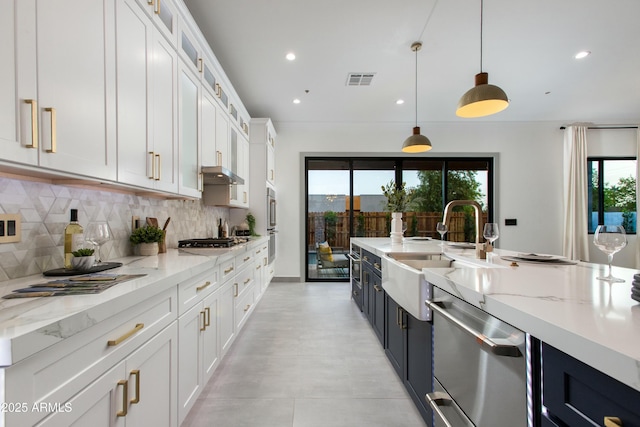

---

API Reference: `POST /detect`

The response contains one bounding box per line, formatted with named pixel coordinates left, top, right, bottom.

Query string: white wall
left=272, top=120, right=571, bottom=279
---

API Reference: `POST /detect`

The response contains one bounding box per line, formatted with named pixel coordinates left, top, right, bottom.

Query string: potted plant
left=246, top=212, right=257, bottom=236
left=381, top=180, right=415, bottom=243
left=71, top=248, right=95, bottom=271
left=130, top=225, right=165, bottom=256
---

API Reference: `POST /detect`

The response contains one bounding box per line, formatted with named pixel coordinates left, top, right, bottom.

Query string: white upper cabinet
left=178, top=60, right=202, bottom=197
left=215, top=107, right=230, bottom=169
left=135, top=0, right=179, bottom=48
left=116, top=0, right=178, bottom=193
left=200, top=89, right=218, bottom=167
left=250, top=118, right=277, bottom=187
left=9, top=0, right=117, bottom=180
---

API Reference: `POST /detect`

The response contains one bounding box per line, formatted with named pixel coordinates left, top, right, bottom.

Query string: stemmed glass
left=593, top=225, right=627, bottom=283
left=85, top=222, right=113, bottom=265
left=483, top=223, right=499, bottom=251
left=436, top=222, right=448, bottom=246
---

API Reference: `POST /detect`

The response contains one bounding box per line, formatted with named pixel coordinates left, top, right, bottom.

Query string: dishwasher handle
left=426, top=390, right=476, bottom=427
left=426, top=300, right=522, bottom=357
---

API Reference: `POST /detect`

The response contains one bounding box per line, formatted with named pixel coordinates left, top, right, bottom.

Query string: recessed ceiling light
left=286, top=53, right=296, bottom=61
left=574, top=50, right=591, bottom=59
left=293, top=99, right=301, bottom=104
left=396, top=99, right=405, bottom=105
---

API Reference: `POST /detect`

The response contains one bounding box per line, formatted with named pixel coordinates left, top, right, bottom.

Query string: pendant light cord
left=415, top=45, right=418, bottom=127
left=480, top=0, right=484, bottom=72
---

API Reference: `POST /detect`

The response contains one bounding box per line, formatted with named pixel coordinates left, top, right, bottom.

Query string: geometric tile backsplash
left=0, top=176, right=229, bottom=281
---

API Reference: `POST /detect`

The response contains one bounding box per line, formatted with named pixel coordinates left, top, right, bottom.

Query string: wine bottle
left=217, top=218, right=223, bottom=239
left=64, top=209, right=84, bottom=269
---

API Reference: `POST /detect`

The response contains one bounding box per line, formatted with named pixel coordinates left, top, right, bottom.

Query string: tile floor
left=182, top=281, right=427, bottom=427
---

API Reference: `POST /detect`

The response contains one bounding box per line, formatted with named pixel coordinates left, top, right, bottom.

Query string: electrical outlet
left=0, top=214, right=21, bottom=243
left=132, top=216, right=140, bottom=231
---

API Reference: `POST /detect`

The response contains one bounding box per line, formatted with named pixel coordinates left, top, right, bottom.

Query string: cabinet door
left=230, top=128, right=238, bottom=202
left=26, top=0, right=117, bottom=180
left=371, top=273, right=385, bottom=346
left=149, top=32, right=178, bottom=192
left=178, top=61, right=201, bottom=197
left=215, top=108, right=229, bottom=169
left=219, top=280, right=236, bottom=356
left=116, top=0, right=153, bottom=188
left=37, top=361, right=126, bottom=427
left=266, top=142, right=275, bottom=185
left=201, top=89, right=218, bottom=166
left=405, top=314, right=433, bottom=424
left=231, top=136, right=249, bottom=207
left=178, top=303, right=204, bottom=424
left=126, top=322, right=178, bottom=427
left=385, top=295, right=404, bottom=378
left=1, top=0, right=37, bottom=165
left=135, top=0, right=178, bottom=48
left=202, top=291, right=220, bottom=382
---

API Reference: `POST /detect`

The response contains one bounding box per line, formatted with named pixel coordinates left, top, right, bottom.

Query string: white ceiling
left=182, top=0, right=640, bottom=126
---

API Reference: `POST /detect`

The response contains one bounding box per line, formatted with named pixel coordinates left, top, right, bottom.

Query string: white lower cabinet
left=39, top=323, right=178, bottom=427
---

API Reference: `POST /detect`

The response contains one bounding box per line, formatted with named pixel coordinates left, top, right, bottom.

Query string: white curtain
left=636, top=128, right=640, bottom=268
left=562, top=125, right=590, bottom=261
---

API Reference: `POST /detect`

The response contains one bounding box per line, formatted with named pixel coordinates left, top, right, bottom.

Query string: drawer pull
left=130, top=370, right=140, bottom=404
left=243, top=256, right=250, bottom=262
left=373, top=284, right=383, bottom=293
left=196, top=280, right=212, bottom=292
left=108, top=323, right=144, bottom=347
left=426, top=300, right=522, bottom=357
left=244, top=304, right=251, bottom=312
left=256, top=249, right=261, bottom=254
left=605, top=417, right=623, bottom=427
left=256, top=265, right=261, bottom=270
left=244, top=278, right=251, bottom=284
left=117, top=380, right=128, bottom=417
left=204, top=306, right=211, bottom=327
left=224, top=266, right=234, bottom=274
left=234, top=283, right=238, bottom=297
left=24, top=99, right=38, bottom=148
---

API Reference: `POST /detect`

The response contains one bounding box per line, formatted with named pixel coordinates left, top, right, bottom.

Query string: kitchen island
left=351, top=237, right=640, bottom=426
left=0, top=237, right=272, bottom=426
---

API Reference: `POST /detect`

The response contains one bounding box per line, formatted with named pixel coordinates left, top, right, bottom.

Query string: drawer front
left=5, top=287, right=177, bottom=426
left=219, top=257, right=236, bottom=282
left=542, top=343, right=640, bottom=427
left=178, top=267, right=219, bottom=316
left=236, top=251, right=253, bottom=272
left=233, top=265, right=254, bottom=299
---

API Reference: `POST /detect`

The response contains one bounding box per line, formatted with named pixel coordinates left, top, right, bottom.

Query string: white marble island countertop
left=0, top=237, right=268, bottom=367
left=351, top=237, right=640, bottom=393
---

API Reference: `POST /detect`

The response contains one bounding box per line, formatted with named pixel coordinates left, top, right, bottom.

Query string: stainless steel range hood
left=201, top=166, right=244, bottom=185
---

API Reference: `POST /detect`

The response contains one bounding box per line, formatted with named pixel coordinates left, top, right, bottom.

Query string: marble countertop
left=0, top=237, right=268, bottom=367
left=351, top=237, right=640, bottom=393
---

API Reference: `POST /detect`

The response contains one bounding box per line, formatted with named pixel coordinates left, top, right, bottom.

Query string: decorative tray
left=43, top=262, right=123, bottom=277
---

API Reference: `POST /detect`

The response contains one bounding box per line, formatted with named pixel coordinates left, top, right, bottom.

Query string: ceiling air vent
left=347, top=73, right=376, bottom=86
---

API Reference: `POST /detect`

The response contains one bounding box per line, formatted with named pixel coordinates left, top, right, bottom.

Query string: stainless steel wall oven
left=267, top=187, right=276, bottom=229
left=348, top=244, right=362, bottom=310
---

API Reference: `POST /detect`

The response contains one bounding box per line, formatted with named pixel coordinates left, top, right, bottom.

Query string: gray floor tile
left=183, top=282, right=427, bottom=426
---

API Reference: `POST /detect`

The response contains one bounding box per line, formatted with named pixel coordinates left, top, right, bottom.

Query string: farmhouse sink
left=382, top=252, right=505, bottom=321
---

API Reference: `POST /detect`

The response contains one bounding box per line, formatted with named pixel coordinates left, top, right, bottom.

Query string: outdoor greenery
left=590, top=172, right=636, bottom=232
left=130, top=225, right=165, bottom=244
left=324, top=210, right=338, bottom=244
left=412, top=170, right=484, bottom=213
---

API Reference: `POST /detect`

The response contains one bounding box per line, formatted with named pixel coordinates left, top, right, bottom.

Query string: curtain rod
left=559, top=125, right=638, bottom=130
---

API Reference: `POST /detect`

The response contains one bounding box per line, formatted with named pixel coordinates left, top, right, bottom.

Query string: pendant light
left=456, top=0, right=509, bottom=118
left=402, top=41, right=432, bottom=153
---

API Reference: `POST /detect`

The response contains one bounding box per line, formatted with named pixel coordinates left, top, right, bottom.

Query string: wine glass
left=85, top=222, right=113, bottom=265
left=436, top=222, right=448, bottom=246
left=483, top=223, right=499, bottom=251
left=593, top=225, right=627, bottom=283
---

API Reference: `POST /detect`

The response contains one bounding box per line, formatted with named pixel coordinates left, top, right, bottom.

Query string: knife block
left=159, top=231, right=166, bottom=253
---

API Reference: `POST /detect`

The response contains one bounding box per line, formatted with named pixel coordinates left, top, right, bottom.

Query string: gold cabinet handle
left=148, top=151, right=155, bottom=179
left=215, top=83, right=221, bottom=98
left=243, top=191, right=247, bottom=203
left=244, top=304, right=250, bottom=312
left=224, top=266, right=234, bottom=274
left=24, top=99, right=38, bottom=148
left=108, top=323, right=144, bottom=346
left=200, top=310, right=206, bottom=331
left=147, top=0, right=153, bottom=4
left=196, top=280, right=212, bottom=292
left=244, top=278, right=250, bottom=284
left=117, top=380, right=128, bottom=417
left=204, top=306, right=211, bottom=327
left=130, top=370, right=140, bottom=404
left=217, top=150, right=222, bottom=166
left=154, top=0, right=161, bottom=15
left=256, top=265, right=261, bottom=270
left=198, top=172, right=203, bottom=192
left=605, top=417, right=623, bottom=427
left=44, top=107, right=56, bottom=153
left=155, top=153, right=161, bottom=181
left=270, top=170, right=274, bottom=181
left=263, top=257, right=267, bottom=266
left=234, top=283, right=238, bottom=297
left=373, top=284, right=383, bottom=293
left=243, top=256, right=250, bottom=262
left=198, top=58, right=203, bottom=73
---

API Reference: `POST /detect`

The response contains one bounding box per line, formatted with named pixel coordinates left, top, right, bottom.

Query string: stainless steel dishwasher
left=426, top=287, right=529, bottom=427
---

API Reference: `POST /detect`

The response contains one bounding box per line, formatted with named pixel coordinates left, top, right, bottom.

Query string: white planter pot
left=390, top=212, right=404, bottom=244
left=71, top=256, right=95, bottom=272
left=139, top=242, right=159, bottom=256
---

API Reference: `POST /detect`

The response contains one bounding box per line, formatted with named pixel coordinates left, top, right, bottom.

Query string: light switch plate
left=0, top=214, right=21, bottom=243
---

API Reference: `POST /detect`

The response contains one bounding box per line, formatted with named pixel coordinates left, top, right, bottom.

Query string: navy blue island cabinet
left=542, top=342, right=640, bottom=427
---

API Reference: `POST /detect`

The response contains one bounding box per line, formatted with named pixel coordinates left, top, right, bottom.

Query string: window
left=588, top=157, right=636, bottom=233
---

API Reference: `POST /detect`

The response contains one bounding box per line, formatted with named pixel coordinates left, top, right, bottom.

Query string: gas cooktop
left=178, top=237, right=248, bottom=248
